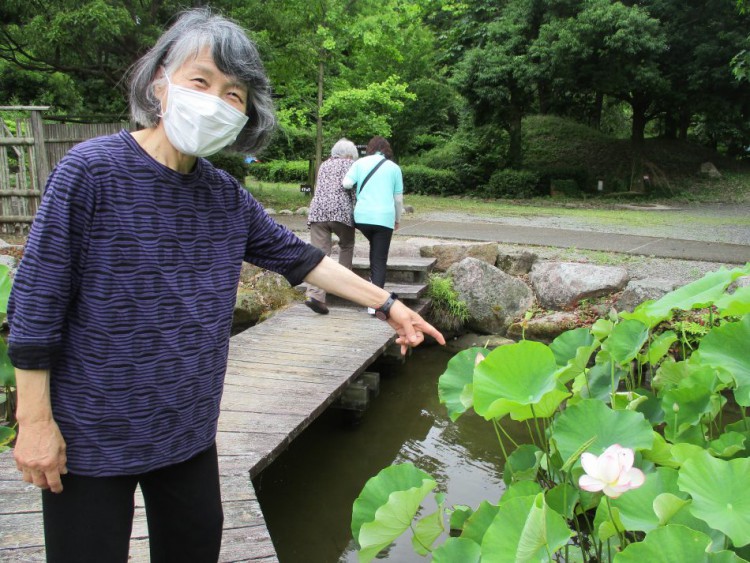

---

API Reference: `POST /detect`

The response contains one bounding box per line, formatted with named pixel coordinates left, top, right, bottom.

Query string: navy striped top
left=7, top=130, right=324, bottom=476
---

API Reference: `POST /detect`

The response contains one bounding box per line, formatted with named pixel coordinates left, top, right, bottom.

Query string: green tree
left=534, top=0, right=668, bottom=192
left=0, top=0, right=195, bottom=115
left=453, top=0, right=547, bottom=169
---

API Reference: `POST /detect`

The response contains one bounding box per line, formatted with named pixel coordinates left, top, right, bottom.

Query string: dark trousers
left=355, top=223, right=393, bottom=288
left=42, top=443, right=223, bottom=563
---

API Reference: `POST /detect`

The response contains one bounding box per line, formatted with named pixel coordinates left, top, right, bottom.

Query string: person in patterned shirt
left=304, top=138, right=359, bottom=314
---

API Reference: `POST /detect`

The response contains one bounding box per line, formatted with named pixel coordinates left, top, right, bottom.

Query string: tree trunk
left=592, top=91, right=604, bottom=130
left=507, top=100, right=523, bottom=170
left=314, top=57, right=325, bottom=189
left=629, top=95, right=648, bottom=193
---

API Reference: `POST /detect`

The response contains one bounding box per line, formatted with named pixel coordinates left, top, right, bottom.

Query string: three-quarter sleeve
left=7, top=154, right=97, bottom=369
left=240, top=189, right=324, bottom=286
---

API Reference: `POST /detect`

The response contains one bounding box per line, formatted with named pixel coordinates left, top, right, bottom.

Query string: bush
left=401, top=164, right=462, bottom=196
left=205, top=151, right=249, bottom=183
left=482, top=169, right=541, bottom=199
left=249, top=160, right=309, bottom=183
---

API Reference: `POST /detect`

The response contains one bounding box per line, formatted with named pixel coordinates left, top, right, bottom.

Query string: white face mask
left=161, top=75, right=249, bottom=157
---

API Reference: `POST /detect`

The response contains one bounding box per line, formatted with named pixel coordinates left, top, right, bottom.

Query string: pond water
left=253, top=345, right=529, bottom=562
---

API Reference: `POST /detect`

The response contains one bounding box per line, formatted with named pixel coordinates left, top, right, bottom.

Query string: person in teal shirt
left=343, top=136, right=404, bottom=314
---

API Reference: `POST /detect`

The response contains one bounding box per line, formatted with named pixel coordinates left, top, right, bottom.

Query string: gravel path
left=296, top=202, right=749, bottom=287
left=420, top=202, right=750, bottom=246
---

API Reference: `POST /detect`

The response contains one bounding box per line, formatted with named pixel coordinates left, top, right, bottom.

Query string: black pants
left=42, top=443, right=223, bottom=563
left=355, top=223, right=393, bottom=288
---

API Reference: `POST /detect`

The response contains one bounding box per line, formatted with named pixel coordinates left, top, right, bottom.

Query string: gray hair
left=127, top=8, right=275, bottom=153
left=330, top=138, right=359, bottom=160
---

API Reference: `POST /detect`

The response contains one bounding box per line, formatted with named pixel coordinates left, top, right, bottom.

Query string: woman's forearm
left=304, top=256, right=391, bottom=309
left=15, top=369, right=54, bottom=423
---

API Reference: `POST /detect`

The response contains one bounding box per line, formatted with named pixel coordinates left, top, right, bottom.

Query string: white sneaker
left=367, top=307, right=376, bottom=316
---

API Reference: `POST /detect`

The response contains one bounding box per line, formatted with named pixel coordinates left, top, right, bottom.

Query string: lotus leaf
left=550, top=399, right=653, bottom=463
left=614, top=524, right=745, bottom=562
left=480, top=493, right=572, bottom=563
left=678, top=450, right=750, bottom=547
left=438, top=347, right=488, bottom=421
left=351, top=463, right=436, bottom=562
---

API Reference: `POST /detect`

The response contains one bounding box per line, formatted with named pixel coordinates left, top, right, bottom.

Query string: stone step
left=351, top=256, right=436, bottom=284
left=301, top=281, right=428, bottom=306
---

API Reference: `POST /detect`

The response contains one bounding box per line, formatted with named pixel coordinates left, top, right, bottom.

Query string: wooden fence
left=0, top=106, right=130, bottom=236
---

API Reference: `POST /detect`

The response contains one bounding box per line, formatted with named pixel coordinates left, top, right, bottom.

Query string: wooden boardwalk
left=0, top=302, right=410, bottom=562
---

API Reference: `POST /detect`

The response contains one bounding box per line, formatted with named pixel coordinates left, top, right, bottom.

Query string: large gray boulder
left=615, top=278, right=678, bottom=312
left=420, top=242, right=498, bottom=272
left=530, top=262, right=629, bottom=310
left=448, top=257, right=534, bottom=335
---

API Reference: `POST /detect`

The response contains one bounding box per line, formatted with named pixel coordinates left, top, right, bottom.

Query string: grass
left=245, top=169, right=750, bottom=233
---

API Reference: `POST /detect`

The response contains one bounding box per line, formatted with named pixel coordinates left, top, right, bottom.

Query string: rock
left=615, top=278, right=678, bottom=312
left=530, top=262, right=629, bottom=310
left=448, top=257, right=534, bottom=335
left=0, top=255, right=17, bottom=270
left=699, top=162, right=721, bottom=179
left=295, top=207, right=309, bottom=215
left=278, top=209, right=293, bottom=215
left=497, top=250, right=538, bottom=275
left=264, top=208, right=277, bottom=215
left=506, top=311, right=580, bottom=343
left=420, top=242, right=498, bottom=272
left=444, top=333, right=515, bottom=354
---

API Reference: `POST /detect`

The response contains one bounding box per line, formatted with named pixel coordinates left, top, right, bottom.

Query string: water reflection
left=253, top=346, right=527, bottom=562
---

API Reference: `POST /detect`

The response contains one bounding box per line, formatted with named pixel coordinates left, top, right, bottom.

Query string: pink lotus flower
left=578, top=444, right=645, bottom=498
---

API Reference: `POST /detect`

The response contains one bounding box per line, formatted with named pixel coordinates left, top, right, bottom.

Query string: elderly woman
left=304, top=138, right=359, bottom=314
left=343, top=136, right=404, bottom=315
left=8, top=8, right=443, bottom=562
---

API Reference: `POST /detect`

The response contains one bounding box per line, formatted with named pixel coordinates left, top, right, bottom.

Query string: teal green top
left=344, top=153, right=403, bottom=228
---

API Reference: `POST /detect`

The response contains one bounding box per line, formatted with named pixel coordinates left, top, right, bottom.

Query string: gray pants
left=306, top=221, right=355, bottom=302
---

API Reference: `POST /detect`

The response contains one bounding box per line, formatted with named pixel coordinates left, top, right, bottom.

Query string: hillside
left=522, top=115, right=750, bottom=201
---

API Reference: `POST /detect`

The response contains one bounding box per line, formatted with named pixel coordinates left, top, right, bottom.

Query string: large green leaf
left=503, top=444, right=542, bottom=485
left=715, top=285, right=750, bottom=318
left=500, top=481, right=543, bottom=505
left=601, top=319, right=650, bottom=365
left=550, top=327, right=595, bottom=367
left=661, top=366, right=719, bottom=442
left=0, top=264, right=11, bottom=316
left=432, top=537, right=481, bottom=563
left=694, top=316, right=750, bottom=406
left=614, top=524, right=746, bottom=562
left=461, top=501, right=500, bottom=546
left=606, top=467, right=683, bottom=533
left=412, top=507, right=444, bottom=556
left=0, top=425, right=16, bottom=448
left=473, top=341, right=566, bottom=421
left=678, top=450, right=750, bottom=547
left=480, top=493, right=572, bottom=563
left=549, top=399, right=654, bottom=462
left=654, top=494, right=727, bottom=552
left=641, top=330, right=678, bottom=367
left=621, top=265, right=750, bottom=328
left=351, top=463, right=436, bottom=562
left=0, top=339, right=15, bottom=388
left=438, top=347, right=489, bottom=421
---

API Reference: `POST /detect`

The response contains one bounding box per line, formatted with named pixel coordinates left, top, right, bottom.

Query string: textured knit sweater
left=7, top=130, right=324, bottom=476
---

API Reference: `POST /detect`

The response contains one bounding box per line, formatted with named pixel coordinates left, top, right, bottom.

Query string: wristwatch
left=374, top=292, right=399, bottom=321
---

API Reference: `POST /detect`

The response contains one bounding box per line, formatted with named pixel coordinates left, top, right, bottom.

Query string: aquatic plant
left=351, top=263, right=750, bottom=562
left=0, top=264, right=15, bottom=451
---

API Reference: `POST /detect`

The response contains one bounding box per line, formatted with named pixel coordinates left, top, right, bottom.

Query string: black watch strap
left=374, top=292, right=399, bottom=321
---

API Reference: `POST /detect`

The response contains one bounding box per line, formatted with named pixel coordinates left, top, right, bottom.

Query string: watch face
left=375, top=310, right=388, bottom=321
